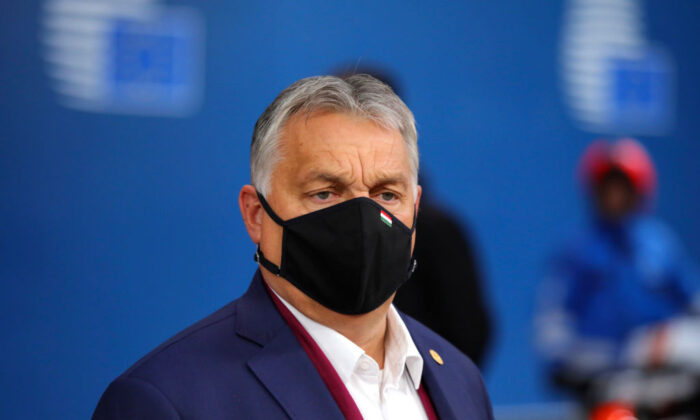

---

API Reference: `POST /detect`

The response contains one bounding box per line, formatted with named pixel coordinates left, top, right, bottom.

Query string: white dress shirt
left=274, top=292, right=428, bottom=420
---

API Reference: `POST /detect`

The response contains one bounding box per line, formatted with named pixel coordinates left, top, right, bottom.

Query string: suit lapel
left=236, top=271, right=344, bottom=420
left=247, top=326, right=345, bottom=420
left=406, top=316, right=482, bottom=420
left=420, top=355, right=462, bottom=420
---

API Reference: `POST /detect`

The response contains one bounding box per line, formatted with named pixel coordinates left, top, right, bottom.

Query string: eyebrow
left=303, top=171, right=350, bottom=187
left=371, top=176, right=408, bottom=189
left=302, top=170, right=409, bottom=190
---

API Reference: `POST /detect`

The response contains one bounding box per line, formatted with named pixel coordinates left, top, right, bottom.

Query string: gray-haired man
left=93, top=75, right=493, bottom=420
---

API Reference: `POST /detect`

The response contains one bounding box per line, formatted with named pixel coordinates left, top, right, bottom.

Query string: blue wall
left=1, top=1, right=699, bottom=418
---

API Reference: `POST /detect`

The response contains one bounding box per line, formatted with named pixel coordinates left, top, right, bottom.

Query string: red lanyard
left=265, top=282, right=439, bottom=420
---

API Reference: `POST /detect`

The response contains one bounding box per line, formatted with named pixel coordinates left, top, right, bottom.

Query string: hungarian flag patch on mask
left=380, top=210, right=392, bottom=227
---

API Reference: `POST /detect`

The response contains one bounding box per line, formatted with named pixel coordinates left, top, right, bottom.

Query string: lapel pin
left=429, top=349, right=444, bottom=365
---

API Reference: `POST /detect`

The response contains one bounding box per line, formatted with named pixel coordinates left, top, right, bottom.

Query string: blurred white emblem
left=560, top=0, right=673, bottom=135
left=41, top=0, right=204, bottom=117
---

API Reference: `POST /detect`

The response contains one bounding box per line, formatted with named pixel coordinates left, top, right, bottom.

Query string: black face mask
left=254, top=192, right=417, bottom=315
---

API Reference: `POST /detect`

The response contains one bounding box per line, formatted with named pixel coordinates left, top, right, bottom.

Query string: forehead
left=276, top=111, right=411, bottom=182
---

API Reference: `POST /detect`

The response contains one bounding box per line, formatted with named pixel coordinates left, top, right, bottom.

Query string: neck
left=263, top=270, right=391, bottom=368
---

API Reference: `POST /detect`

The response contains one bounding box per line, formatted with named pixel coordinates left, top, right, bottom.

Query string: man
left=535, top=139, right=700, bottom=409
left=93, top=75, right=493, bottom=419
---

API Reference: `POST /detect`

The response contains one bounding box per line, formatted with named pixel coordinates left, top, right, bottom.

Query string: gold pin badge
left=429, top=349, right=444, bottom=365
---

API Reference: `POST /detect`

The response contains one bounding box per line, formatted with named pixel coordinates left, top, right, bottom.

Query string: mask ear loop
left=408, top=200, right=419, bottom=233
left=407, top=257, right=417, bottom=275
left=406, top=200, right=419, bottom=276
left=256, top=191, right=287, bottom=226
left=253, top=191, right=285, bottom=275
left=254, top=246, right=282, bottom=276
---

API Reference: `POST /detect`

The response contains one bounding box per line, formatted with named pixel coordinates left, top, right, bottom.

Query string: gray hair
left=250, top=74, right=419, bottom=196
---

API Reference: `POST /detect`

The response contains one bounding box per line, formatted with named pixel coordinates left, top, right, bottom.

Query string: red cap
left=590, top=402, right=637, bottom=420
left=579, top=138, right=657, bottom=197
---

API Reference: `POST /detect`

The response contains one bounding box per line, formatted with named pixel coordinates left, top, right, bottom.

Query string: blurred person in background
left=335, top=64, right=494, bottom=367
left=536, top=138, right=700, bottom=418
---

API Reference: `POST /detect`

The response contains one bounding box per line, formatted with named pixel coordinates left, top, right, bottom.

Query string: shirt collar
left=272, top=290, right=423, bottom=389
left=385, top=305, right=424, bottom=389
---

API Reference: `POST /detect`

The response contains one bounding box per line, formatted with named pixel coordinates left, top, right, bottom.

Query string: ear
left=415, top=184, right=422, bottom=214
left=239, top=185, right=263, bottom=244
left=410, top=184, right=422, bottom=251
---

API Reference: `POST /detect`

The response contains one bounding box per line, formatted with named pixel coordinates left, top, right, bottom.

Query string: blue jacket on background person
left=536, top=139, right=700, bottom=384
left=537, top=214, right=700, bottom=376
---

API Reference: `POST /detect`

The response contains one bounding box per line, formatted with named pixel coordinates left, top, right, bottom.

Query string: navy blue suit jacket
left=93, top=271, right=493, bottom=419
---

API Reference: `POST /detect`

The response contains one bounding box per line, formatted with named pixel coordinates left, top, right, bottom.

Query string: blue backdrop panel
left=1, top=1, right=699, bottom=419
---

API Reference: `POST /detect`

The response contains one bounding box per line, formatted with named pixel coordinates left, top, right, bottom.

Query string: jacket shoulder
left=93, top=287, right=277, bottom=419
left=123, top=297, right=243, bottom=378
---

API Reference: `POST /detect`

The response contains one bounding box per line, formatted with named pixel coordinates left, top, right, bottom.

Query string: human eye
left=379, top=192, right=397, bottom=202
left=305, top=185, right=342, bottom=207
left=374, top=189, right=403, bottom=206
left=314, top=191, right=332, bottom=200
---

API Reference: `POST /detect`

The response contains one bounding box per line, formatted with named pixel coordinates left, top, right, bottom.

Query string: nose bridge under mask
left=256, top=191, right=417, bottom=232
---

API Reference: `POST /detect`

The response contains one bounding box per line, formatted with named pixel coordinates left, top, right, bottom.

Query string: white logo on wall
left=41, top=0, right=204, bottom=117
left=560, top=0, right=673, bottom=135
